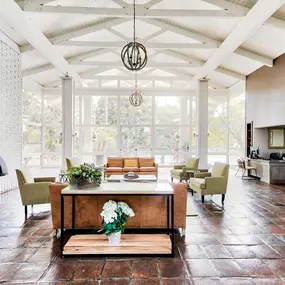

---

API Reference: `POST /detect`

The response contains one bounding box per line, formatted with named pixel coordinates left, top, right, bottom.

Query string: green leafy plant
left=68, top=163, right=102, bottom=185
left=99, top=200, right=135, bottom=236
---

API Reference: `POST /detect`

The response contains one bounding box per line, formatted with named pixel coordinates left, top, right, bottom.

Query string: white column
left=196, top=79, right=209, bottom=169
left=61, top=75, right=74, bottom=168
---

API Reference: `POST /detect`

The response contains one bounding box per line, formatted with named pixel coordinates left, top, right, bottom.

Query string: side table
left=59, top=173, right=69, bottom=182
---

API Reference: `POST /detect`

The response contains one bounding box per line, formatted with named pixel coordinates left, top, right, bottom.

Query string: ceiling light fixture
left=129, top=71, right=143, bottom=107
left=121, top=0, right=147, bottom=71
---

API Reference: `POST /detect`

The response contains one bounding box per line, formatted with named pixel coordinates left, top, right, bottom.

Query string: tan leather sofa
left=49, top=182, right=187, bottom=230
left=104, top=157, right=158, bottom=178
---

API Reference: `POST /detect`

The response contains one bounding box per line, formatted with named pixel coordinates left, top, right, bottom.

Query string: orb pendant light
left=129, top=72, right=143, bottom=107
left=121, top=0, right=147, bottom=71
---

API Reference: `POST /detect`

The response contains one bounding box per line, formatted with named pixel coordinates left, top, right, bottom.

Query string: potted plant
left=99, top=200, right=135, bottom=245
left=68, top=163, right=103, bottom=189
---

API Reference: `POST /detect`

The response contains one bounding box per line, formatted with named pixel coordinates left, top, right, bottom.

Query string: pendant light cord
left=133, top=0, right=136, bottom=43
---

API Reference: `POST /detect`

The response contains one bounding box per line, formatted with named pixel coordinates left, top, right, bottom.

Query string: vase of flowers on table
left=99, top=200, right=135, bottom=245
left=68, top=163, right=102, bottom=189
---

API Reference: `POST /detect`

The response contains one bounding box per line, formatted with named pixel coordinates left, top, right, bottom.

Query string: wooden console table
left=60, top=183, right=174, bottom=258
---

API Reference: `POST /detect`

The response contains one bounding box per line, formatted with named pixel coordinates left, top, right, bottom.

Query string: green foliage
left=99, top=208, right=129, bottom=236
left=68, top=163, right=102, bottom=184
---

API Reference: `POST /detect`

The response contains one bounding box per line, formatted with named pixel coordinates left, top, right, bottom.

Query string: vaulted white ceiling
left=2, top=0, right=285, bottom=89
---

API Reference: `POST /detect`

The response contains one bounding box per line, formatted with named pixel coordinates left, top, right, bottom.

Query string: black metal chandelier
left=121, top=0, right=147, bottom=71
left=129, top=72, right=143, bottom=107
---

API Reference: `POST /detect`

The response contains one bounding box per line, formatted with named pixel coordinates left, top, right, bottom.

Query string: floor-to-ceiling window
left=23, top=83, right=245, bottom=167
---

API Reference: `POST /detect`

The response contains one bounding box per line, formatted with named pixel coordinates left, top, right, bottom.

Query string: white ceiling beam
left=190, top=0, right=285, bottom=88
left=56, top=41, right=217, bottom=49
left=160, top=50, right=246, bottom=81
left=107, top=27, right=129, bottom=41
left=69, top=60, right=202, bottom=68
left=20, top=17, right=128, bottom=52
left=22, top=49, right=113, bottom=76
left=21, top=5, right=244, bottom=18
left=201, top=0, right=285, bottom=30
left=2, top=0, right=81, bottom=84
left=17, top=0, right=54, bottom=8
left=112, top=0, right=128, bottom=8
left=144, top=0, right=164, bottom=9
left=143, top=18, right=273, bottom=67
left=143, top=29, right=165, bottom=42
left=22, top=63, right=54, bottom=77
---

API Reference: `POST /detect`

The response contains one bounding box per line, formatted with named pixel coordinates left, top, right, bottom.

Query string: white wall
left=0, top=31, right=22, bottom=193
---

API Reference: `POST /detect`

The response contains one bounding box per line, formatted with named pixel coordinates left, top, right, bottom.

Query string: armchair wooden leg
left=201, top=195, right=205, bottom=204
left=191, top=189, right=194, bottom=196
left=171, top=177, right=173, bottom=182
left=222, top=194, right=225, bottom=205
left=180, top=179, right=182, bottom=182
left=24, top=206, right=27, bottom=219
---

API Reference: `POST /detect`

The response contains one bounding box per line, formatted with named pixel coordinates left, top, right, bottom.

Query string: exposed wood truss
left=2, top=0, right=81, bottom=84
left=21, top=5, right=244, bottom=18
left=142, top=18, right=273, bottom=67
left=190, top=0, right=285, bottom=88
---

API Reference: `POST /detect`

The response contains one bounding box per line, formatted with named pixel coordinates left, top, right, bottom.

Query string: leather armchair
left=15, top=168, right=56, bottom=217
left=190, top=162, right=229, bottom=204
left=170, top=158, right=199, bottom=182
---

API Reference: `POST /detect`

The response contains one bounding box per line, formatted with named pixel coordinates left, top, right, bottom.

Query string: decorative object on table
left=121, top=0, right=147, bottom=71
left=123, top=171, right=139, bottom=179
left=59, top=170, right=69, bottom=182
left=68, top=163, right=102, bottom=189
left=99, top=200, right=135, bottom=245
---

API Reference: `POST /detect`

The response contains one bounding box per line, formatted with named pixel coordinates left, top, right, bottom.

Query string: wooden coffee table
left=107, top=174, right=157, bottom=182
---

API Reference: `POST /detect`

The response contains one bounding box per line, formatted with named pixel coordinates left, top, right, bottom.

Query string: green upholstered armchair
left=66, top=157, right=81, bottom=171
left=190, top=162, right=229, bottom=205
left=15, top=168, right=56, bottom=217
left=170, top=158, right=199, bottom=182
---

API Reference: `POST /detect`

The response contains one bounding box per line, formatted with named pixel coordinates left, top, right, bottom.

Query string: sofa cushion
left=124, top=158, right=138, bottom=168
left=140, top=167, right=156, bottom=172
left=190, top=178, right=206, bottom=189
left=106, top=167, right=123, bottom=172
left=123, top=167, right=139, bottom=172
left=107, top=157, right=123, bottom=167
left=139, top=158, right=154, bottom=167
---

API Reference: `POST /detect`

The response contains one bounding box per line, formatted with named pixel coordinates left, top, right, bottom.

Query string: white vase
left=108, top=231, right=121, bottom=245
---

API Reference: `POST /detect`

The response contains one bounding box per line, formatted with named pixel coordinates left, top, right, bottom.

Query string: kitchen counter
left=246, top=158, right=285, bottom=184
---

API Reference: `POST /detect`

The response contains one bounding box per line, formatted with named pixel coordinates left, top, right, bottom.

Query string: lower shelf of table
left=63, top=234, right=171, bottom=255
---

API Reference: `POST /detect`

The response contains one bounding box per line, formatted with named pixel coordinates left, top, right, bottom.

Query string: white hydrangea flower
left=118, top=202, right=135, bottom=217
left=100, top=208, right=118, bottom=224
left=103, top=200, right=117, bottom=212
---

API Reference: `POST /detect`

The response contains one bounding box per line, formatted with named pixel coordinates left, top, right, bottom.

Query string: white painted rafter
left=22, top=48, right=113, bottom=77
left=2, top=0, right=81, bottom=83
left=159, top=50, right=246, bottom=81
left=143, top=18, right=273, bottom=67
left=144, top=0, right=164, bottom=9
left=21, top=17, right=128, bottom=52
left=21, top=5, right=245, bottom=18
left=112, top=0, right=128, bottom=9
left=201, top=0, right=285, bottom=30
left=56, top=41, right=217, bottom=49
left=16, top=0, right=54, bottom=8
left=190, top=0, right=285, bottom=88
left=69, top=60, right=202, bottom=68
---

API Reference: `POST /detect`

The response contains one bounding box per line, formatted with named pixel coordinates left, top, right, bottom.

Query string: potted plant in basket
left=99, top=200, right=135, bottom=245
left=68, top=163, right=102, bottom=189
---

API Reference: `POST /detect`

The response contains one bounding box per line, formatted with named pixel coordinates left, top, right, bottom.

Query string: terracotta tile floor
left=1, top=175, right=285, bottom=284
